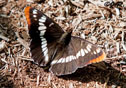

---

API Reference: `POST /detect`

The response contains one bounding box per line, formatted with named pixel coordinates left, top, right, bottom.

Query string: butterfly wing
left=24, top=6, right=106, bottom=76
left=50, top=36, right=106, bottom=76
left=24, top=6, right=64, bottom=66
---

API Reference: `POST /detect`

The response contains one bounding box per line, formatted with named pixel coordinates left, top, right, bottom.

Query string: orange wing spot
left=24, top=6, right=31, bottom=26
left=89, top=51, right=106, bottom=64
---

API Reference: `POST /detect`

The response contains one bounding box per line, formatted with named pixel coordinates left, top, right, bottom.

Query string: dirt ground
left=0, top=0, right=126, bottom=88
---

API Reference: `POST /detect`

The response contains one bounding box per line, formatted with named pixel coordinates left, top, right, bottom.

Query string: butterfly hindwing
left=50, top=36, right=106, bottom=76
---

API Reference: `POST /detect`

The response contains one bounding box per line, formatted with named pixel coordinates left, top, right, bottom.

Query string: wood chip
left=0, top=40, right=6, bottom=52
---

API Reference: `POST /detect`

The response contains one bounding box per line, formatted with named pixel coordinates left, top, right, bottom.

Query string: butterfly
left=24, top=6, right=106, bottom=76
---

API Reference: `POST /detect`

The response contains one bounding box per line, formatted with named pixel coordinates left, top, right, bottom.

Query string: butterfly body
left=24, top=6, right=106, bottom=76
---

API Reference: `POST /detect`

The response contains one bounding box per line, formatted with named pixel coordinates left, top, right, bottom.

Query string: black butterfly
left=24, top=6, right=106, bottom=76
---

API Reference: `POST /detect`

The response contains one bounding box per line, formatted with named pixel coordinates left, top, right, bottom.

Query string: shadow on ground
left=0, top=74, right=14, bottom=88
left=60, top=62, right=126, bottom=87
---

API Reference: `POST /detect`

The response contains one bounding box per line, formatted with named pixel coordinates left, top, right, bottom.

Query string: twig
left=36, top=74, right=40, bottom=86
left=116, top=42, right=120, bottom=54
left=68, top=0, right=84, bottom=8
left=105, top=54, right=126, bottom=61
left=15, top=32, right=29, bottom=49
left=0, top=34, right=9, bottom=41
left=19, top=56, right=33, bottom=61
left=121, top=43, right=126, bottom=52
left=88, top=0, right=105, bottom=7
left=115, top=8, right=120, bottom=16
left=104, top=77, right=109, bottom=88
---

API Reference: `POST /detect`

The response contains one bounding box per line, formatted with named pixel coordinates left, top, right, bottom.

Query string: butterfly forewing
left=24, top=6, right=106, bottom=76
left=24, top=6, right=64, bottom=66
left=24, top=6, right=64, bottom=41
